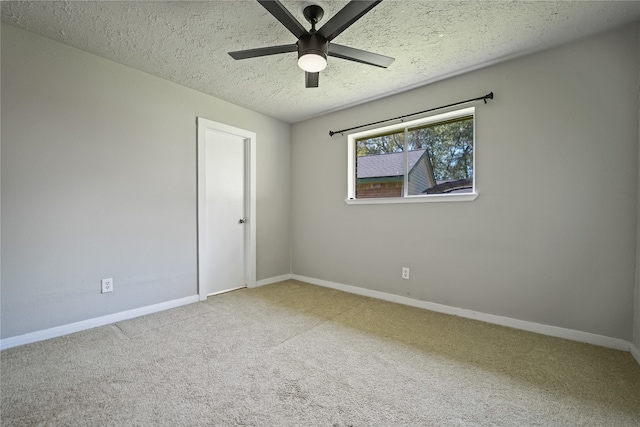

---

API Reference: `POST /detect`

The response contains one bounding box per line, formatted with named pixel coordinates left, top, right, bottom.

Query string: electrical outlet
left=101, top=278, right=113, bottom=293
left=402, top=267, right=410, bottom=280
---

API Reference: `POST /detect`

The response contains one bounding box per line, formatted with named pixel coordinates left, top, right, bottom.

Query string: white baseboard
left=291, top=274, right=632, bottom=352
left=4, top=274, right=636, bottom=362
left=0, top=295, right=200, bottom=351
left=255, top=274, right=292, bottom=287
left=631, top=342, right=640, bottom=365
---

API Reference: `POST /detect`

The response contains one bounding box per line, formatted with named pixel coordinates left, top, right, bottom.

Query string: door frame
left=196, top=117, right=256, bottom=301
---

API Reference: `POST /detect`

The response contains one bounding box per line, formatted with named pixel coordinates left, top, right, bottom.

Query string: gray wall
left=1, top=25, right=291, bottom=339
left=291, top=25, right=640, bottom=341
left=636, top=26, right=640, bottom=351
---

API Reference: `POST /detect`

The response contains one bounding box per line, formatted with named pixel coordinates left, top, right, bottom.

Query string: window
left=347, top=107, right=478, bottom=204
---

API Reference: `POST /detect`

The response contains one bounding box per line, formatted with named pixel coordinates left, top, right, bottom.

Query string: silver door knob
left=238, top=218, right=246, bottom=224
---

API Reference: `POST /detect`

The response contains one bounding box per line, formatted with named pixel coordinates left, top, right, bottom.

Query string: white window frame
left=346, top=107, right=478, bottom=205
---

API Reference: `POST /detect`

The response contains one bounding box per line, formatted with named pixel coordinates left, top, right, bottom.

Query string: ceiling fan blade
left=328, top=44, right=394, bottom=68
left=305, top=72, right=319, bottom=88
left=317, top=0, right=382, bottom=42
left=229, top=44, right=297, bottom=60
left=257, top=0, right=308, bottom=39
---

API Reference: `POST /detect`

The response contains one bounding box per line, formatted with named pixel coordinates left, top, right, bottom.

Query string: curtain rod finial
left=484, top=92, right=494, bottom=103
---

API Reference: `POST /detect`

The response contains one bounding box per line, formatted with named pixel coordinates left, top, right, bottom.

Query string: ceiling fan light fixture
left=297, top=34, right=328, bottom=73
left=298, top=52, right=327, bottom=72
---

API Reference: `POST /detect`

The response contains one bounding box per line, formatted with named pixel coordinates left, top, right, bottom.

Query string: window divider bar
left=329, top=92, right=493, bottom=137
left=403, top=127, right=409, bottom=198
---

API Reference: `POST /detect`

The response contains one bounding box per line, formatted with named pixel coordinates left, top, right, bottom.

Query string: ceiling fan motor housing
left=297, top=34, right=328, bottom=60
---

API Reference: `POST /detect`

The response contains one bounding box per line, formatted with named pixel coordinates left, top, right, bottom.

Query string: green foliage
left=410, top=117, right=473, bottom=180
left=356, top=132, right=404, bottom=156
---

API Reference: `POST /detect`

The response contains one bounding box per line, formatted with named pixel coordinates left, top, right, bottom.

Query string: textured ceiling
left=2, top=1, right=640, bottom=123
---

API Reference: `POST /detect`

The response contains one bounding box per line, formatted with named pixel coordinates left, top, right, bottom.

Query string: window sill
left=344, top=193, right=478, bottom=205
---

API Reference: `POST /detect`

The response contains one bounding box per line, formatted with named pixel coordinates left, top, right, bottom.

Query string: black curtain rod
left=329, top=92, right=494, bottom=137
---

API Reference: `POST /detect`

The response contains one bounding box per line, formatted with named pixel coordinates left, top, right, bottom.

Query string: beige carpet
left=2, top=280, right=639, bottom=426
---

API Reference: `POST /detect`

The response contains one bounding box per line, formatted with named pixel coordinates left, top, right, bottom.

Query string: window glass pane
left=406, top=116, right=473, bottom=195
left=350, top=111, right=475, bottom=201
left=356, top=131, right=405, bottom=198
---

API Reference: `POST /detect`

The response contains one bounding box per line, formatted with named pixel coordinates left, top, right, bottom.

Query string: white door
left=197, top=118, right=256, bottom=300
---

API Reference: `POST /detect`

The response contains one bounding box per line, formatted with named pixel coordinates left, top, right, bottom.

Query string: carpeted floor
left=1, top=280, right=639, bottom=426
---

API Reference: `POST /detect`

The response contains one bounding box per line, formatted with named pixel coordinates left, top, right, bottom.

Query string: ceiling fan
left=228, top=0, right=395, bottom=88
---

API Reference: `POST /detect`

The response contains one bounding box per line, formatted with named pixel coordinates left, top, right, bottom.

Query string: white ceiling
left=2, top=1, right=640, bottom=123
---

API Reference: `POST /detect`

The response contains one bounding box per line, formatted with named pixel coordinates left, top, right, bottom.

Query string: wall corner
left=634, top=23, right=640, bottom=353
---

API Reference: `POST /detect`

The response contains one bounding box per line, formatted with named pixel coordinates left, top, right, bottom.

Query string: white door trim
left=197, top=118, right=256, bottom=301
